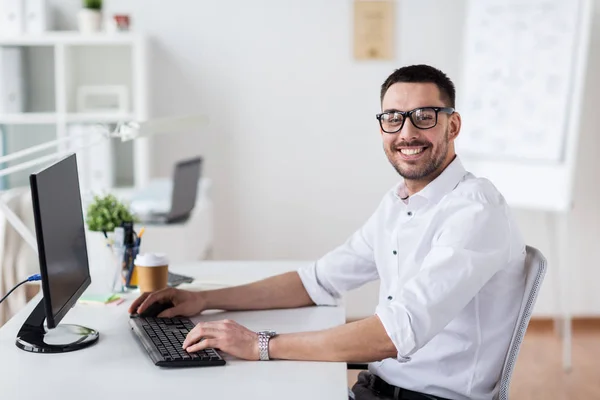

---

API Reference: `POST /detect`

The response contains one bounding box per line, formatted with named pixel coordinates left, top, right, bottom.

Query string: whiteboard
left=457, top=0, right=593, bottom=211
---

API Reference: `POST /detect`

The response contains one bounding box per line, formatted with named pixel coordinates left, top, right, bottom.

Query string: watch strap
left=258, top=333, right=271, bottom=360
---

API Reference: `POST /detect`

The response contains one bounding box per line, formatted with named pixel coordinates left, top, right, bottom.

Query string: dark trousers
left=350, top=371, right=450, bottom=400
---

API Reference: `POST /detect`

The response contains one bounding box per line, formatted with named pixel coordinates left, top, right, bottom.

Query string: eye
left=415, top=109, right=434, bottom=121
left=386, top=112, right=403, bottom=124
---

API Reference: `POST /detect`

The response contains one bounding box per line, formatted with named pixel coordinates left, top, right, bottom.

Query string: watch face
left=259, top=330, right=276, bottom=337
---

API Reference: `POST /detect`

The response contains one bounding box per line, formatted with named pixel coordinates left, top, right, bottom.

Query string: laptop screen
left=168, top=157, right=202, bottom=221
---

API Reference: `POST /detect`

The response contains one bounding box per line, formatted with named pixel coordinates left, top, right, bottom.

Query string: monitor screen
left=30, top=154, right=91, bottom=329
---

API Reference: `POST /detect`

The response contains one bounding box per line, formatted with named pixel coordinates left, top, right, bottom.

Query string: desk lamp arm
left=0, top=115, right=209, bottom=254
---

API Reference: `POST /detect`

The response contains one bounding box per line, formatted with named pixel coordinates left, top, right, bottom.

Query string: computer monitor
left=16, top=153, right=99, bottom=353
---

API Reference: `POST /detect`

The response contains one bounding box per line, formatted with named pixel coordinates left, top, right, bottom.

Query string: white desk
left=0, top=261, right=348, bottom=400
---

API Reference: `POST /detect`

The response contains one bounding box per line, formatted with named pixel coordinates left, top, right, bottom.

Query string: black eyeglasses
left=376, top=107, right=455, bottom=133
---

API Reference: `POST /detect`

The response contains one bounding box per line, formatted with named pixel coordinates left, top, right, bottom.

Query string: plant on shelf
left=83, top=0, right=102, bottom=10
left=85, top=194, right=135, bottom=234
left=78, top=0, right=103, bottom=33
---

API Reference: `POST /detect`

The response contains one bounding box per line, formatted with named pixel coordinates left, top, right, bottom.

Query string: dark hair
left=380, top=64, right=456, bottom=108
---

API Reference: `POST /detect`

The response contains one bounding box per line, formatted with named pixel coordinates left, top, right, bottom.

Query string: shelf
left=0, top=112, right=135, bottom=124
left=0, top=32, right=141, bottom=46
left=66, top=113, right=135, bottom=123
left=0, top=113, right=56, bottom=124
left=0, top=30, right=149, bottom=189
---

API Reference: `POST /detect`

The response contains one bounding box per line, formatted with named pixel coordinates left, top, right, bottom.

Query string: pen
left=125, top=245, right=135, bottom=287
left=135, top=226, right=146, bottom=247
left=122, top=222, right=135, bottom=287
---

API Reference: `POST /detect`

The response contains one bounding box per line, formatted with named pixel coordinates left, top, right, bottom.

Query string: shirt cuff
left=297, top=263, right=340, bottom=306
left=376, top=303, right=414, bottom=362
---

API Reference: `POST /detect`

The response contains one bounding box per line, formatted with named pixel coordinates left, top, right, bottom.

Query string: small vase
left=85, top=230, right=115, bottom=293
left=77, top=8, right=102, bottom=33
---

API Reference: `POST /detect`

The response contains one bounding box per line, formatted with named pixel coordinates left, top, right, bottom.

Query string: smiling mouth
left=399, top=147, right=426, bottom=155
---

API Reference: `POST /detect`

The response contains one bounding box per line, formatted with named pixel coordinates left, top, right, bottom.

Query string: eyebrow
left=382, top=106, right=447, bottom=114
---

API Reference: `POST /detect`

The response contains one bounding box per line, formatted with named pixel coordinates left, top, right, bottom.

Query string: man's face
left=380, top=82, right=458, bottom=182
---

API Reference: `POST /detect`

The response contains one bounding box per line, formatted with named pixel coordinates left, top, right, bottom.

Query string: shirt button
left=387, top=296, right=393, bottom=300
left=392, top=250, right=397, bottom=255
left=407, top=211, right=413, bottom=216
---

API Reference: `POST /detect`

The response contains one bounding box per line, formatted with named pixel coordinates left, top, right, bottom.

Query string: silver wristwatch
left=257, top=330, right=277, bottom=361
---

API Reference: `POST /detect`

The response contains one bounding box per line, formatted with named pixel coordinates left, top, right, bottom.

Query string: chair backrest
left=494, top=245, right=547, bottom=400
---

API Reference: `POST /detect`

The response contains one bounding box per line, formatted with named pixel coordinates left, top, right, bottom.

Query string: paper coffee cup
left=134, top=253, right=169, bottom=293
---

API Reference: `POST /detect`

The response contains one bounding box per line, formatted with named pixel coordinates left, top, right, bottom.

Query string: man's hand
left=128, top=287, right=207, bottom=318
left=182, top=319, right=260, bottom=361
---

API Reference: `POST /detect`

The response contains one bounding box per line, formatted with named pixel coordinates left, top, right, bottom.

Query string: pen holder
left=123, top=244, right=140, bottom=289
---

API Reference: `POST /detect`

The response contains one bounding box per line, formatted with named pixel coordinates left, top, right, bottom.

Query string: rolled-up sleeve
left=298, top=204, right=382, bottom=306
left=376, top=199, right=512, bottom=360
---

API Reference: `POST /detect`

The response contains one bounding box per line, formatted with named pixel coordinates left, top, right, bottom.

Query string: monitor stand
left=15, top=299, right=99, bottom=353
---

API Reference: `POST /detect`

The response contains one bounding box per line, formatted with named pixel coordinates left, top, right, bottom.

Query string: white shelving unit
left=0, top=32, right=144, bottom=46
left=0, top=32, right=150, bottom=191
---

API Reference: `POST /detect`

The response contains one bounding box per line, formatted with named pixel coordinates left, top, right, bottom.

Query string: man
left=129, top=64, right=526, bottom=400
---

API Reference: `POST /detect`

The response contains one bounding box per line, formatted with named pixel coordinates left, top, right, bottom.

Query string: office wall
left=49, top=0, right=600, bottom=317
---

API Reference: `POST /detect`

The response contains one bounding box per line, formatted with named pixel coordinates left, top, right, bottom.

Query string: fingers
left=136, top=288, right=174, bottom=314
left=158, top=305, right=184, bottom=318
left=186, top=338, right=218, bottom=353
left=183, top=323, right=221, bottom=349
left=128, top=292, right=150, bottom=314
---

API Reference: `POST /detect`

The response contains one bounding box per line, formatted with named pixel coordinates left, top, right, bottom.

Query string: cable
left=0, top=274, right=41, bottom=305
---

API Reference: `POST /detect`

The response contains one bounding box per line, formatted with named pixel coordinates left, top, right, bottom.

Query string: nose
left=396, top=118, right=420, bottom=144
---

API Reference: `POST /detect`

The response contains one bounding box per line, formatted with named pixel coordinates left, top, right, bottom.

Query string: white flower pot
left=77, top=8, right=102, bottom=33
left=85, top=230, right=118, bottom=294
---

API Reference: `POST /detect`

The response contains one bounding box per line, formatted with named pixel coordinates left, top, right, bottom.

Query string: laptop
left=132, top=156, right=203, bottom=225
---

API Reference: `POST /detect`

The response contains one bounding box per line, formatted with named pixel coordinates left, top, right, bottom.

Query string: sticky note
left=79, top=293, right=121, bottom=305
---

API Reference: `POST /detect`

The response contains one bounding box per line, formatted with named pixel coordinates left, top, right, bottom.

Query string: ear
left=448, top=112, right=461, bottom=140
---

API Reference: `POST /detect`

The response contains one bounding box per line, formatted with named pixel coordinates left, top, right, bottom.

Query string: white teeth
left=400, top=148, right=424, bottom=155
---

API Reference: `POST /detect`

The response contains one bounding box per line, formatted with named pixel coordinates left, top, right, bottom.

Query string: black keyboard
left=129, top=316, right=226, bottom=367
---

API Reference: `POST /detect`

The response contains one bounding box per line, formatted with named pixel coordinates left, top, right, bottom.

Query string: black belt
left=368, top=374, right=452, bottom=400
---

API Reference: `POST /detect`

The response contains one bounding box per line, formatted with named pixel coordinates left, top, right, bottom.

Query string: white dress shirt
left=298, top=156, right=526, bottom=400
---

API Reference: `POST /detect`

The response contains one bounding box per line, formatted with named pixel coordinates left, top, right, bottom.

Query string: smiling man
left=130, top=65, right=526, bottom=400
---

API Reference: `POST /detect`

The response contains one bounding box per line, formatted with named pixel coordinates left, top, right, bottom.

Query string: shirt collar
left=394, top=156, right=467, bottom=205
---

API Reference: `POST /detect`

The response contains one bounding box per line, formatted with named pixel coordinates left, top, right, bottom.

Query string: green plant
left=86, top=194, right=135, bottom=233
left=83, top=0, right=102, bottom=10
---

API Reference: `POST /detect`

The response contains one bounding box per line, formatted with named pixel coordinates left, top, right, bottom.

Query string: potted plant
left=85, top=193, right=135, bottom=236
left=84, top=194, right=136, bottom=291
left=78, top=0, right=103, bottom=33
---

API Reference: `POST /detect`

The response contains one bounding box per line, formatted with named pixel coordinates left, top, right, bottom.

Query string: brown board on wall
left=353, top=0, right=395, bottom=60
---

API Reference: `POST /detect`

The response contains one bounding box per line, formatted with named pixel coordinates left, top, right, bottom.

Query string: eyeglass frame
left=375, top=106, right=455, bottom=133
